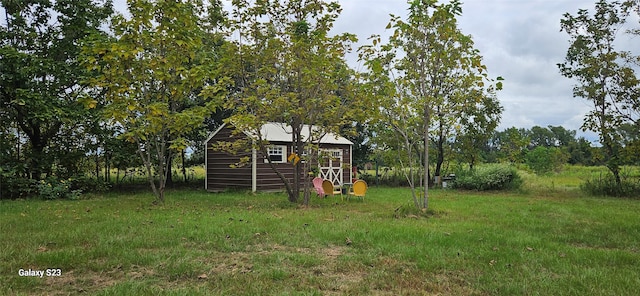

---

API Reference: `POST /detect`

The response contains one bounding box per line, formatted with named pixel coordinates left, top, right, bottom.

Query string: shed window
left=265, top=145, right=287, bottom=163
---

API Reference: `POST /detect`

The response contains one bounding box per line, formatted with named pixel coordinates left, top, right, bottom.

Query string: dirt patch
left=29, top=244, right=478, bottom=295
left=39, top=269, right=121, bottom=295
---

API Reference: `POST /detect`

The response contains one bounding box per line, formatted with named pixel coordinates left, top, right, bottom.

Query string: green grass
left=2, top=185, right=640, bottom=295
left=518, top=165, right=640, bottom=195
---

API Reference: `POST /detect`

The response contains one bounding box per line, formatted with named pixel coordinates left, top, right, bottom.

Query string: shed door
left=319, top=149, right=343, bottom=186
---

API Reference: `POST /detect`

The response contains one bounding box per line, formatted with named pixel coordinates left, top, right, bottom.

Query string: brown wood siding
left=254, top=141, right=300, bottom=191
left=206, top=126, right=253, bottom=191
left=206, top=125, right=352, bottom=192
left=255, top=162, right=298, bottom=191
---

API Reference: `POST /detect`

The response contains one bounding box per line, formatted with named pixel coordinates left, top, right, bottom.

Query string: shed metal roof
left=207, top=122, right=353, bottom=145
left=256, top=122, right=353, bottom=145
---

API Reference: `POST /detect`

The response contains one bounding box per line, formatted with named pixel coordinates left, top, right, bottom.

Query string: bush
left=452, top=164, right=522, bottom=191
left=526, top=147, right=568, bottom=175
left=359, top=169, right=410, bottom=187
left=36, top=177, right=82, bottom=200
left=0, top=175, right=35, bottom=200
left=581, top=174, right=640, bottom=197
left=69, top=176, right=111, bottom=193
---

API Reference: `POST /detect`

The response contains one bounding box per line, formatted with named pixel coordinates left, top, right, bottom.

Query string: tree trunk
left=260, top=144, right=296, bottom=202
left=29, top=137, right=45, bottom=181
left=95, top=151, right=100, bottom=181
left=182, top=149, right=187, bottom=182
left=292, top=125, right=301, bottom=203
left=435, top=120, right=445, bottom=182
left=423, top=106, right=430, bottom=210
left=165, top=152, right=174, bottom=188
left=469, top=154, right=476, bottom=170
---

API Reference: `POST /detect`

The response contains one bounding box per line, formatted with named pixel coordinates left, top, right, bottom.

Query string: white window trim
left=264, top=145, right=287, bottom=163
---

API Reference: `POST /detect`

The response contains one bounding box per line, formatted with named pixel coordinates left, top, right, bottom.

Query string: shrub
left=392, top=202, right=437, bottom=219
left=581, top=174, right=640, bottom=197
left=69, top=176, right=111, bottom=193
left=525, top=146, right=568, bottom=175
left=0, top=174, right=35, bottom=200
left=359, top=169, right=410, bottom=187
left=452, top=164, right=522, bottom=191
left=36, top=177, right=82, bottom=200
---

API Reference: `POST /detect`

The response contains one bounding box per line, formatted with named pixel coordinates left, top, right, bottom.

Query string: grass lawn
left=2, top=185, right=640, bottom=295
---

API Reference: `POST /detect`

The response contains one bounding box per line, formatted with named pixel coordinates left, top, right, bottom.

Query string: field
left=1, top=166, right=640, bottom=295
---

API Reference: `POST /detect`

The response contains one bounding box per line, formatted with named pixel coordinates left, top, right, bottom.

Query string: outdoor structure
left=205, top=122, right=353, bottom=192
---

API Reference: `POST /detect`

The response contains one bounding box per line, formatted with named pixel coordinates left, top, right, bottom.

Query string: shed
left=205, top=122, right=353, bottom=192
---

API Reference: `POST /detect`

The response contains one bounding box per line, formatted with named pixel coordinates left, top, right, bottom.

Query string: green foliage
left=491, top=127, right=530, bottom=163
left=36, top=177, right=82, bottom=200
left=0, top=0, right=113, bottom=181
left=69, top=176, right=111, bottom=193
left=221, top=0, right=359, bottom=204
left=525, top=146, right=569, bottom=175
left=83, top=0, right=227, bottom=203
left=360, top=0, right=502, bottom=210
left=359, top=169, right=411, bottom=187
left=558, top=0, right=640, bottom=185
left=453, top=164, right=522, bottom=191
left=619, top=123, right=640, bottom=165
left=581, top=173, right=640, bottom=197
left=453, top=89, right=503, bottom=169
left=0, top=169, right=35, bottom=199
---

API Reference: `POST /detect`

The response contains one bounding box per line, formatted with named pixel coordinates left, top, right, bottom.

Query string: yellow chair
left=347, top=180, right=367, bottom=201
left=321, top=179, right=341, bottom=197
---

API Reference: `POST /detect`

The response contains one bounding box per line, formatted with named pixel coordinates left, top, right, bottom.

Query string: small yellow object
left=288, top=153, right=301, bottom=165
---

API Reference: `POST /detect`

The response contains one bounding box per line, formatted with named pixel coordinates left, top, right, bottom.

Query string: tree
left=83, top=0, right=227, bottom=203
left=221, top=0, right=360, bottom=204
left=343, top=121, right=373, bottom=172
left=493, top=127, right=530, bottom=163
left=567, top=136, right=594, bottom=165
left=618, top=122, right=640, bottom=165
left=528, top=126, right=556, bottom=148
left=558, top=0, right=640, bottom=188
left=526, top=146, right=568, bottom=175
left=360, top=0, right=498, bottom=210
left=548, top=125, right=577, bottom=147
left=454, top=89, right=502, bottom=170
left=1, top=0, right=113, bottom=181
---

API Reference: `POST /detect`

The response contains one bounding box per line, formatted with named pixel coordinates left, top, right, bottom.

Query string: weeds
left=582, top=173, right=640, bottom=197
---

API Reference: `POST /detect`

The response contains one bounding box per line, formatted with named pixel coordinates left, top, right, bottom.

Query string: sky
left=134, top=0, right=639, bottom=141
left=4, top=0, right=638, bottom=142
left=329, top=0, right=614, bottom=142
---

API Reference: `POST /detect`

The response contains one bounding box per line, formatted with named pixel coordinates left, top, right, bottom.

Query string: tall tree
left=548, top=125, right=577, bottom=147
left=221, top=0, right=360, bottom=204
left=528, top=126, right=556, bottom=148
left=0, top=0, right=113, bottom=181
left=491, top=127, right=530, bottom=163
left=83, top=0, right=227, bottom=203
left=618, top=122, right=640, bottom=165
left=360, top=0, right=498, bottom=210
left=454, top=89, right=502, bottom=170
left=558, top=0, right=640, bottom=188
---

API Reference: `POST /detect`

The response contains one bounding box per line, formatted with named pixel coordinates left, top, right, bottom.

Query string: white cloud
left=109, top=0, right=631, bottom=142
left=331, top=0, right=602, bottom=139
